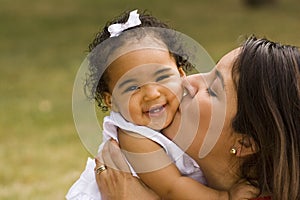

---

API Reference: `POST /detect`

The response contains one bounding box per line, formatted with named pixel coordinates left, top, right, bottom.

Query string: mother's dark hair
left=232, top=36, right=300, bottom=200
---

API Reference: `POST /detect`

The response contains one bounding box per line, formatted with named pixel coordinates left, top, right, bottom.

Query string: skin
left=95, top=141, right=161, bottom=200
left=103, top=48, right=185, bottom=131
left=103, top=48, right=233, bottom=199
left=96, top=48, right=260, bottom=199
left=95, top=141, right=258, bottom=200
left=163, top=48, right=256, bottom=191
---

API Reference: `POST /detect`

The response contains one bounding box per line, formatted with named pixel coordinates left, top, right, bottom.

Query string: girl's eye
left=206, top=88, right=217, bottom=97
left=156, top=75, right=170, bottom=82
left=124, top=85, right=140, bottom=93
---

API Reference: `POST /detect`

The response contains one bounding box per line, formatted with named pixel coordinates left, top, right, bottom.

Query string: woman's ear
left=234, top=135, right=258, bottom=157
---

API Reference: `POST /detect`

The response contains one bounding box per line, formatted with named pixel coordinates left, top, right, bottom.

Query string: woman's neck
left=197, top=154, right=240, bottom=191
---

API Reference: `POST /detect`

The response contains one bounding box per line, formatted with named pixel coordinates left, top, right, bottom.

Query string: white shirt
left=66, top=111, right=206, bottom=200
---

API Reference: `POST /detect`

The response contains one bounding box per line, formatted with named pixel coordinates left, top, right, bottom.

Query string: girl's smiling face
left=104, top=48, right=185, bottom=130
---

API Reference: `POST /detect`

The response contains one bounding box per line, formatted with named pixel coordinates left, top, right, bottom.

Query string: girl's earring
left=230, top=147, right=237, bottom=155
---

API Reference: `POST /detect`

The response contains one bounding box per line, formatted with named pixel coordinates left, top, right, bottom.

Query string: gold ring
left=95, top=165, right=107, bottom=175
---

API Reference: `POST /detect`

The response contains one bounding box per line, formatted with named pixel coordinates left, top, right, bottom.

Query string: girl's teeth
left=150, top=106, right=162, bottom=113
left=152, top=108, right=160, bottom=113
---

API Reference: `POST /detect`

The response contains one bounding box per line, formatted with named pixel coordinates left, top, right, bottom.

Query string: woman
left=95, top=36, right=300, bottom=200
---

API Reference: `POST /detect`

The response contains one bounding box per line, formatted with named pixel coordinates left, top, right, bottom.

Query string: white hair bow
left=108, top=10, right=142, bottom=37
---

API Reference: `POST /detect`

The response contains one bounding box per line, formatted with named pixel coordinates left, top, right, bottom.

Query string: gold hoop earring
left=230, top=148, right=237, bottom=155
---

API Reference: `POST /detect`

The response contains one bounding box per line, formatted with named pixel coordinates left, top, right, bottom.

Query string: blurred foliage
left=0, top=0, right=299, bottom=199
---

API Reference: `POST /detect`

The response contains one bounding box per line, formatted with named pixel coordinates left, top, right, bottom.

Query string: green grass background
left=1, top=0, right=299, bottom=199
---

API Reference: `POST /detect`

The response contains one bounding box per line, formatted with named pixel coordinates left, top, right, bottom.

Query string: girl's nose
left=142, top=84, right=161, bottom=101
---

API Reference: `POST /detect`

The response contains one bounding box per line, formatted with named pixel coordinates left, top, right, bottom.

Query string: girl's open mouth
left=147, top=105, right=166, bottom=117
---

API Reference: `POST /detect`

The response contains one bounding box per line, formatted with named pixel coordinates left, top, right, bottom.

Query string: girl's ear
left=103, top=92, right=119, bottom=112
left=178, top=67, right=186, bottom=77
left=103, top=92, right=113, bottom=108
left=234, top=135, right=258, bottom=157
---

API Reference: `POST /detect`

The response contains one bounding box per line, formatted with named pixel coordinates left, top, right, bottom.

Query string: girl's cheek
left=164, top=81, right=184, bottom=98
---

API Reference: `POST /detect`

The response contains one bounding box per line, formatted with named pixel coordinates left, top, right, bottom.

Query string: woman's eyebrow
left=216, top=70, right=225, bottom=89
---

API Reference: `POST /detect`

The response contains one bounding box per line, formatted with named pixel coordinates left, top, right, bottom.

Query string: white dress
left=66, top=111, right=206, bottom=200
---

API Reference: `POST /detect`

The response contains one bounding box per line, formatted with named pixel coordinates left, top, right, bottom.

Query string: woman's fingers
left=229, top=179, right=260, bottom=200
left=94, top=140, right=132, bottom=200
left=107, top=139, right=131, bottom=173
left=95, top=150, right=119, bottom=199
left=101, top=140, right=118, bottom=170
left=101, top=139, right=131, bottom=172
left=94, top=157, right=107, bottom=176
left=94, top=154, right=107, bottom=187
left=96, top=139, right=131, bottom=186
left=95, top=140, right=160, bottom=200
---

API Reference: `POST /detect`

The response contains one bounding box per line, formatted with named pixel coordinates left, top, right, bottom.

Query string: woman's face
left=163, top=48, right=240, bottom=161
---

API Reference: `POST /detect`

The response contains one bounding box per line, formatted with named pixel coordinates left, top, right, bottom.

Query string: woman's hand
left=228, top=179, right=260, bottom=200
left=95, top=139, right=160, bottom=200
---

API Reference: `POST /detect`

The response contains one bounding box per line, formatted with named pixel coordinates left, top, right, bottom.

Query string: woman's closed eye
left=206, top=69, right=225, bottom=98
left=206, top=77, right=221, bottom=97
left=207, top=87, right=217, bottom=97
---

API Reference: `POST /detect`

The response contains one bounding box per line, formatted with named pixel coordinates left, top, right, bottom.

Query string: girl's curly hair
left=84, top=10, right=193, bottom=111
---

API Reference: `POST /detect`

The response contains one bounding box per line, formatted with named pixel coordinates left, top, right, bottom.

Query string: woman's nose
left=198, top=73, right=211, bottom=87
left=183, top=73, right=208, bottom=96
left=142, top=83, right=161, bottom=101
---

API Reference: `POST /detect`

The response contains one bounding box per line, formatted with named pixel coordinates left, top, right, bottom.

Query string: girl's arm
left=118, top=129, right=229, bottom=200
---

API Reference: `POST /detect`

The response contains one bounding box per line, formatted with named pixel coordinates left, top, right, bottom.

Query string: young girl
left=66, top=10, right=258, bottom=200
